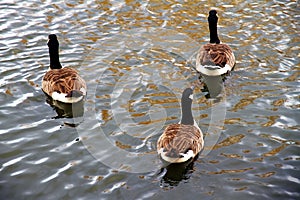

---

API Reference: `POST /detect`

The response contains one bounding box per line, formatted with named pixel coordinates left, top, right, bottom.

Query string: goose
left=157, top=87, right=204, bottom=163
left=196, top=10, right=235, bottom=76
left=42, top=34, right=87, bottom=103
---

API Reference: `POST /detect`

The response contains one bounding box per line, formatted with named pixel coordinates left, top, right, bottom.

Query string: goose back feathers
left=42, top=67, right=87, bottom=103
left=157, top=123, right=203, bottom=163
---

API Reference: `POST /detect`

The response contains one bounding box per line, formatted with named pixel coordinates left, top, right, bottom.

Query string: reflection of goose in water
left=42, top=34, right=87, bottom=104
left=157, top=87, right=204, bottom=163
left=200, top=74, right=224, bottom=100
left=196, top=10, right=236, bottom=99
left=45, top=94, right=84, bottom=119
left=159, top=155, right=197, bottom=187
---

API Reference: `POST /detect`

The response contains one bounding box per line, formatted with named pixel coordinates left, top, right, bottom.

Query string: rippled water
left=1, top=0, right=299, bottom=199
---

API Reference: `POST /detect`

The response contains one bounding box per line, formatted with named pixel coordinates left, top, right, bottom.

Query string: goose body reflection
left=200, top=74, right=224, bottom=100
left=160, top=156, right=197, bottom=188
left=157, top=87, right=204, bottom=163
left=42, top=34, right=87, bottom=104
left=45, top=95, right=84, bottom=119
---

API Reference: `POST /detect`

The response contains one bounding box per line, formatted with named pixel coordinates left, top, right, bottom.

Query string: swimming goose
left=157, top=87, right=204, bottom=163
left=42, top=34, right=87, bottom=103
left=196, top=10, right=235, bottom=76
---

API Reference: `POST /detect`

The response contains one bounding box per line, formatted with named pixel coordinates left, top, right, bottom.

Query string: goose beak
left=190, top=85, right=195, bottom=90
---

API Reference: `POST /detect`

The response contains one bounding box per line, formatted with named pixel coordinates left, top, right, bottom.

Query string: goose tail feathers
left=66, top=90, right=84, bottom=98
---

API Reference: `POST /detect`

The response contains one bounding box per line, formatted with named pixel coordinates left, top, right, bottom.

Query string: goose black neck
left=181, top=99, right=194, bottom=125
left=49, top=44, right=62, bottom=69
left=208, top=11, right=220, bottom=44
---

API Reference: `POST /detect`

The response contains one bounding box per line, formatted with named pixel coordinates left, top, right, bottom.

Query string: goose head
left=180, top=87, right=195, bottom=125
left=47, top=34, right=59, bottom=48
left=47, top=34, right=62, bottom=69
left=181, top=87, right=194, bottom=102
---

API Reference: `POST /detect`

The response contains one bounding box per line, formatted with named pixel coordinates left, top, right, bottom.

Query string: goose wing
left=157, top=124, right=203, bottom=159
left=42, top=67, right=86, bottom=98
left=197, top=43, right=235, bottom=69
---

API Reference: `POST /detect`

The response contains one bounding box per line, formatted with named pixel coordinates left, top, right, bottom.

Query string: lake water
left=0, top=0, right=299, bottom=199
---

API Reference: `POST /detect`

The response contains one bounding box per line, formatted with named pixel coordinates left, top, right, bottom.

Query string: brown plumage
left=42, top=67, right=86, bottom=99
left=196, top=10, right=235, bottom=76
left=157, top=124, right=203, bottom=159
left=42, top=34, right=86, bottom=103
left=197, top=43, right=235, bottom=69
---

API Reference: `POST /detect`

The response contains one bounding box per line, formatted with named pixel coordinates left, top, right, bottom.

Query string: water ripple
left=0, top=0, right=299, bottom=199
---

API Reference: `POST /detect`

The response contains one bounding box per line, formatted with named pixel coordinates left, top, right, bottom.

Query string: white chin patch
left=189, top=94, right=193, bottom=100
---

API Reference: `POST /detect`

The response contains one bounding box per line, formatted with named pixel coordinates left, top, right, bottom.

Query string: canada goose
left=42, top=34, right=87, bottom=103
left=196, top=10, right=235, bottom=76
left=157, top=87, right=204, bottom=163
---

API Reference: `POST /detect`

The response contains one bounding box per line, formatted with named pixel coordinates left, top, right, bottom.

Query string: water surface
left=0, top=0, right=299, bottom=199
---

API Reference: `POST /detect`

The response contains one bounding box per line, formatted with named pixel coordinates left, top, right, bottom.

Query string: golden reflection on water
left=224, top=118, right=256, bottom=125
left=1, top=0, right=299, bottom=198
left=208, top=167, right=253, bottom=175
left=230, top=98, right=255, bottom=112
left=272, top=98, right=285, bottom=107
left=262, top=144, right=288, bottom=157
left=255, top=171, right=276, bottom=178
left=250, top=157, right=264, bottom=163
left=220, top=152, right=242, bottom=159
left=115, top=140, right=132, bottom=149
left=261, top=115, right=279, bottom=127
left=137, top=116, right=176, bottom=125
left=284, top=71, right=300, bottom=82
left=101, top=109, right=112, bottom=121
left=212, top=134, right=245, bottom=150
